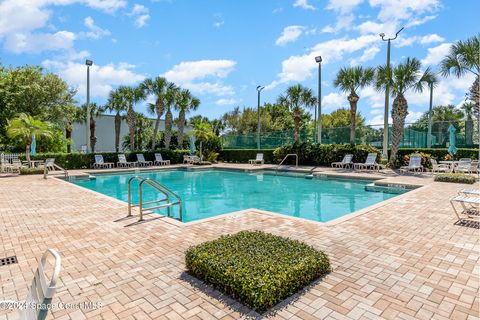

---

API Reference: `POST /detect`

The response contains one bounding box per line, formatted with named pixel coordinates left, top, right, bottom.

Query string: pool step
left=365, top=183, right=408, bottom=194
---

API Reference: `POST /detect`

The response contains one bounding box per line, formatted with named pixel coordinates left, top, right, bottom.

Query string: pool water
left=70, top=169, right=407, bottom=223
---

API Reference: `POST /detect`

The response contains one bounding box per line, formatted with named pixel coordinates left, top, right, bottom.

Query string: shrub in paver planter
left=434, top=173, right=476, bottom=184
left=185, top=231, right=330, bottom=312
left=20, top=167, right=45, bottom=175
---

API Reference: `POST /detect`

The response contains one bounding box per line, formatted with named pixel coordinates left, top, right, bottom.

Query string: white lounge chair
left=455, top=158, right=473, bottom=174
left=400, top=154, right=423, bottom=173
left=450, top=195, right=480, bottom=222
left=19, top=249, right=61, bottom=320
left=154, top=153, right=170, bottom=166
left=459, top=188, right=480, bottom=196
left=117, top=154, right=136, bottom=168
left=93, top=154, right=114, bottom=169
left=469, top=160, right=479, bottom=173
left=331, top=154, right=353, bottom=168
left=249, top=153, right=264, bottom=165
left=431, top=159, right=450, bottom=173
left=136, top=154, right=152, bottom=167
left=183, top=155, right=200, bottom=164
left=353, top=153, right=380, bottom=171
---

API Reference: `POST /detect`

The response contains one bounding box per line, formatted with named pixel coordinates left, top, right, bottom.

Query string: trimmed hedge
left=219, top=149, right=276, bottom=164
left=185, top=231, right=330, bottom=312
left=274, top=143, right=381, bottom=166
left=23, top=150, right=190, bottom=170
left=394, top=148, right=479, bottom=167
left=434, top=173, right=476, bottom=184
left=20, top=167, right=44, bottom=175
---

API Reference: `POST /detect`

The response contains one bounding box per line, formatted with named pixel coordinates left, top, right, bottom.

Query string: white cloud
left=405, top=15, right=437, bottom=27
left=421, top=42, right=451, bottom=65
left=276, top=26, right=305, bottom=46
left=351, top=46, right=380, bottom=65
left=405, top=111, right=424, bottom=123
left=322, top=92, right=345, bottom=111
left=4, top=31, right=76, bottom=53
left=326, top=0, right=363, bottom=14
left=213, top=13, right=224, bottom=28
left=42, top=59, right=145, bottom=99
left=419, top=34, right=444, bottom=44
left=163, top=60, right=237, bottom=96
left=293, top=0, right=316, bottom=11
left=130, top=4, right=150, bottom=28
left=396, top=34, right=445, bottom=47
left=272, top=7, right=283, bottom=14
left=356, top=20, right=393, bottom=35
left=81, top=16, right=110, bottom=39
left=321, top=14, right=354, bottom=33
left=216, top=98, right=238, bottom=106
left=369, top=0, right=441, bottom=23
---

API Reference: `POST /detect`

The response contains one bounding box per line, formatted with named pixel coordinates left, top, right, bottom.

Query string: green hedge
left=20, top=167, right=44, bottom=175
left=219, top=149, right=276, bottom=164
left=185, top=231, right=330, bottom=312
left=395, top=148, right=479, bottom=167
left=24, top=150, right=190, bottom=170
left=434, top=173, right=476, bottom=184
left=274, top=143, right=381, bottom=166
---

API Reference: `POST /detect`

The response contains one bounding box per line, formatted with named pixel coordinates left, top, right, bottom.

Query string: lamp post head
left=85, top=59, right=93, bottom=66
left=315, top=56, right=322, bottom=63
left=256, top=85, right=265, bottom=92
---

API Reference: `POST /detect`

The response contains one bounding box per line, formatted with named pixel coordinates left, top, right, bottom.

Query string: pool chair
left=154, top=153, right=171, bottom=166
left=431, top=159, right=450, bottom=173
left=400, top=154, right=423, bottom=174
left=117, top=154, right=136, bottom=168
left=93, top=154, right=114, bottom=169
left=450, top=194, right=480, bottom=222
left=136, top=154, right=152, bottom=167
left=455, top=158, right=473, bottom=174
left=459, top=188, right=480, bottom=196
left=353, top=153, right=380, bottom=171
left=469, top=160, right=479, bottom=173
left=18, top=249, right=61, bottom=320
left=183, top=155, right=200, bottom=164
left=249, top=153, right=264, bottom=165
left=331, top=154, right=353, bottom=168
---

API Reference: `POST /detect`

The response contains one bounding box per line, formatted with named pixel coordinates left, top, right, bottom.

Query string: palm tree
left=117, top=85, right=145, bottom=151
left=175, top=89, right=200, bottom=148
left=277, top=84, right=317, bottom=143
left=431, top=105, right=464, bottom=145
left=333, top=66, right=375, bottom=144
left=106, top=88, right=127, bottom=152
left=189, top=121, right=215, bottom=161
left=6, top=113, right=52, bottom=164
left=141, top=77, right=176, bottom=150
left=62, top=104, right=83, bottom=153
left=376, top=58, right=437, bottom=166
left=163, top=84, right=179, bottom=149
left=82, top=103, right=103, bottom=152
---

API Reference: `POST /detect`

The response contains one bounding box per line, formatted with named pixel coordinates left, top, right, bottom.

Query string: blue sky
left=1, top=0, right=478, bottom=125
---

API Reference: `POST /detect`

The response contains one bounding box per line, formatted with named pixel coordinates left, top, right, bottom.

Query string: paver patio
left=0, top=165, right=478, bottom=320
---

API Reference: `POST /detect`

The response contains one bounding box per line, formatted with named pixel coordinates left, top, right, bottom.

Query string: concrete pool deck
left=0, top=164, right=478, bottom=319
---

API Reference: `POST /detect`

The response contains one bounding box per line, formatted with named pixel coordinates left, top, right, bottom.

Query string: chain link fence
left=221, top=120, right=480, bottom=149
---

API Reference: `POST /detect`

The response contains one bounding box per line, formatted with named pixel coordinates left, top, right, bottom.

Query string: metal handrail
left=127, top=176, right=183, bottom=222
left=277, top=154, right=298, bottom=170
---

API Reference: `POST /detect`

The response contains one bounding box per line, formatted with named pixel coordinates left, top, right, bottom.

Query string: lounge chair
left=117, top=154, right=136, bottom=168
left=450, top=194, right=480, bottom=222
left=469, top=160, right=479, bottom=173
left=400, top=154, right=423, bottom=173
left=353, top=153, right=380, bottom=171
left=331, top=154, right=353, bottom=168
left=136, top=154, right=152, bottom=167
left=459, top=188, right=480, bottom=196
left=431, top=159, right=450, bottom=173
left=249, top=153, right=264, bottom=165
left=93, top=154, right=114, bottom=169
left=455, top=158, right=473, bottom=173
left=154, top=153, right=171, bottom=166
left=183, top=155, right=200, bottom=164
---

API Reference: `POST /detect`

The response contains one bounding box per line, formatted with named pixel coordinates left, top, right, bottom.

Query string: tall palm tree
left=333, top=66, right=375, bottom=144
left=376, top=58, right=437, bottom=166
left=117, top=85, right=145, bottom=151
left=6, top=113, right=52, bottom=164
left=277, top=84, right=317, bottom=143
left=82, top=103, right=103, bottom=152
left=189, top=121, right=215, bottom=161
left=106, top=88, right=127, bottom=152
left=141, top=77, right=176, bottom=150
left=163, top=84, right=179, bottom=149
left=175, top=89, right=200, bottom=148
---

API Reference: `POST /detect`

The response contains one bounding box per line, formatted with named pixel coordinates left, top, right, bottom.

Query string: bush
left=185, top=231, right=330, bottom=312
left=395, top=148, right=478, bottom=167
left=434, top=173, right=476, bottom=184
left=219, top=149, right=276, bottom=164
left=23, top=149, right=191, bottom=170
left=403, top=152, right=432, bottom=169
left=273, top=143, right=381, bottom=166
left=20, top=167, right=44, bottom=175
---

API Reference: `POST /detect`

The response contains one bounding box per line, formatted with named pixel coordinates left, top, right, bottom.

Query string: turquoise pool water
left=70, top=169, right=407, bottom=223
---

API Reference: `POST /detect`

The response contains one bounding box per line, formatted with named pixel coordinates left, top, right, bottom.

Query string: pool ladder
left=276, top=154, right=298, bottom=171
left=127, top=176, right=183, bottom=222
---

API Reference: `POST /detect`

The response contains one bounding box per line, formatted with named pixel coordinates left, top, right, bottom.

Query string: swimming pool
left=69, top=169, right=408, bottom=223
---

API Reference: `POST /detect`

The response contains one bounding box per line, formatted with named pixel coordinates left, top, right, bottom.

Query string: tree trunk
left=114, top=112, right=121, bottom=152
left=164, top=107, right=173, bottom=149
left=90, top=114, right=97, bottom=153
left=65, top=123, right=72, bottom=153
left=199, top=140, right=203, bottom=162
left=389, top=94, right=408, bottom=167
left=293, top=109, right=300, bottom=143
left=465, top=120, right=473, bottom=145
left=177, top=110, right=185, bottom=149
left=127, top=106, right=136, bottom=150
left=151, top=99, right=165, bottom=150
left=26, top=143, right=31, bottom=165
left=348, top=92, right=359, bottom=145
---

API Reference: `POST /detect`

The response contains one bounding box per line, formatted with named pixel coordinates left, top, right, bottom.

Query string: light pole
left=85, top=59, right=93, bottom=153
left=380, top=27, right=403, bottom=159
left=256, top=85, right=265, bottom=149
left=427, top=82, right=434, bottom=148
left=315, top=56, right=322, bottom=144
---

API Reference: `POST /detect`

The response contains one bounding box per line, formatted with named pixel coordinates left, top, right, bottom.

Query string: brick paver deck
left=0, top=166, right=478, bottom=319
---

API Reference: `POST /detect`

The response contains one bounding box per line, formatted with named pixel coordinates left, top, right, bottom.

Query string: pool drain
left=0, top=256, right=18, bottom=266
